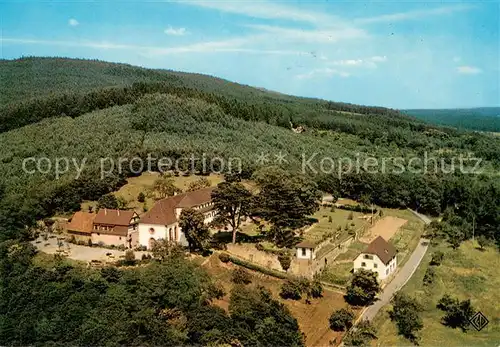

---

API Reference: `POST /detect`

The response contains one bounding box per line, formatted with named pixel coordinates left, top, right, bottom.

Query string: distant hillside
left=405, top=107, right=500, bottom=132
left=0, top=57, right=412, bottom=133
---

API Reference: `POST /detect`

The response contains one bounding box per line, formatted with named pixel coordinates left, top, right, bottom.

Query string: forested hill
left=405, top=107, right=500, bottom=132
left=0, top=56, right=500, bottom=248
left=0, top=57, right=410, bottom=133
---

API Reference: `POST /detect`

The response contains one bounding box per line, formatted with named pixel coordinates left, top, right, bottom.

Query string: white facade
left=353, top=253, right=397, bottom=280
left=296, top=246, right=316, bottom=260
left=138, top=208, right=215, bottom=249
left=138, top=222, right=185, bottom=249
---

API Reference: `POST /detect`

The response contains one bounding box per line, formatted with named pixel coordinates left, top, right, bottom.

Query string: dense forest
left=1, top=57, right=499, bottom=247
left=0, top=56, right=499, bottom=346
left=406, top=107, right=500, bottom=132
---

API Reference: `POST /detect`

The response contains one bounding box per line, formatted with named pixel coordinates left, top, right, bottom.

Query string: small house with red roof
left=353, top=236, right=397, bottom=280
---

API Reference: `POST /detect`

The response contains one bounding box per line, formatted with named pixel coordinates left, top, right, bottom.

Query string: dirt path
left=360, top=216, right=407, bottom=242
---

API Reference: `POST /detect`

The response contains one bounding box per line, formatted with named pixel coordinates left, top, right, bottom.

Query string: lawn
left=383, top=209, right=425, bottom=267
left=304, top=206, right=369, bottom=245
left=373, top=240, right=500, bottom=346
left=334, top=241, right=368, bottom=262
left=81, top=172, right=224, bottom=215
left=318, top=262, right=353, bottom=287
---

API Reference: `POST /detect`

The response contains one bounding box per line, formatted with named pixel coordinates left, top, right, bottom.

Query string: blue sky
left=1, top=0, right=499, bottom=109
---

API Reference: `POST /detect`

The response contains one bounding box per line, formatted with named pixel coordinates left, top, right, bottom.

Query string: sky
left=1, top=0, right=499, bottom=109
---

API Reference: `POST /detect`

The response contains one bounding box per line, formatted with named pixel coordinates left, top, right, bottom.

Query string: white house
left=295, top=240, right=317, bottom=260
left=138, top=187, right=216, bottom=249
left=353, top=236, right=397, bottom=281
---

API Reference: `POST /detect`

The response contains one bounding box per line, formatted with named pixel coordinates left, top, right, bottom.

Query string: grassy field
left=80, top=172, right=224, bottom=215
left=305, top=206, right=368, bottom=244
left=373, top=240, right=500, bottom=346
left=384, top=209, right=425, bottom=266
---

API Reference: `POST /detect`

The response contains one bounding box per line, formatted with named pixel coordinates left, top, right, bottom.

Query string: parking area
left=32, top=235, right=148, bottom=263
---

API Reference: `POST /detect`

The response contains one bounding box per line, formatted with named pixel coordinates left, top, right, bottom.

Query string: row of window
left=360, top=261, right=378, bottom=268
left=94, top=225, right=113, bottom=231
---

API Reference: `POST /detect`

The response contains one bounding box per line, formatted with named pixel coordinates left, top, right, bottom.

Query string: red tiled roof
left=67, top=212, right=96, bottom=234
left=94, top=209, right=136, bottom=226
left=295, top=240, right=317, bottom=249
left=139, top=187, right=215, bottom=225
left=96, top=225, right=129, bottom=237
left=176, top=186, right=215, bottom=208
left=362, top=236, right=397, bottom=265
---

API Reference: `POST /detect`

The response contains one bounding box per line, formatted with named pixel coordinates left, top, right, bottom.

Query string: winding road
left=358, top=209, right=431, bottom=322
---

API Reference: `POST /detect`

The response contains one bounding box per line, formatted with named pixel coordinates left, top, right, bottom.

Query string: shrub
left=228, top=256, right=288, bottom=279
left=347, top=212, right=354, bottom=220
left=280, top=280, right=303, bottom=300
left=329, top=308, right=355, bottom=331
left=255, top=243, right=264, bottom=251
left=124, top=250, right=136, bottom=266
left=137, top=192, right=146, bottom=203
left=423, top=267, right=435, bottom=286
left=430, top=251, right=444, bottom=266
left=336, top=225, right=342, bottom=232
left=328, top=216, right=333, bottom=223
left=232, top=267, right=252, bottom=285
left=310, top=280, right=323, bottom=298
left=219, top=252, right=230, bottom=263
left=87, top=239, right=93, bottom=247
left=277, top=252, right=292, bottom=272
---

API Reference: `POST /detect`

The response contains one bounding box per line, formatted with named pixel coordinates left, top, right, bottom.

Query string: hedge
left=224, top=253, right=289, bottom=280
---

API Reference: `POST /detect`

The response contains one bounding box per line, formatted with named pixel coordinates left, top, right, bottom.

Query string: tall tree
left=97, top=193, right=119, bottom=209
left=229, top=285, right=305, bottom=346
left=179, top=208, right=210, bottom=252
left=252, top=167, right=320, bottom=247
left=212, top=181, right=252, bottom=244
left=345, top=269, right=380, bottom=306
left=389, top=293, right=423, bottom=343
left=151, top=174, right=182, bottom=200
left=187, top=177, right=211, bottom=192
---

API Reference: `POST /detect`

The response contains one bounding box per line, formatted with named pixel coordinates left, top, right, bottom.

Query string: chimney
left=117, top=210, right=120, bottom=216
left=104, top=209, right=107, bottom=215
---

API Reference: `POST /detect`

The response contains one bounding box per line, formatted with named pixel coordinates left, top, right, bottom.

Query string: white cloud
left=164, top=26, right=188, bottom=36
left=457, top=66, right=482, bottom=74
left=68, top=18, right=79, bottom=27
left=0, top=37, right=307, bottom=57
left=181, top=1, right=345, bottom=26
left=328, top=56, right=387, bottom=68
left=246, top=24, right=368, bottom=43
left=296, top=68, right=350, bottom=79
left=355, top=4, right=474, bottom=24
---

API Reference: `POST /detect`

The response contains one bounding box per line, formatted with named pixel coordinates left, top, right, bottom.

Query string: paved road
left=359, top=210, right=431, bottom=322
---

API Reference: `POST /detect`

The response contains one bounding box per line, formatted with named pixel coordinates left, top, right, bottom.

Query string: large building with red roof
left=138, top=187, right=216, bottom=249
